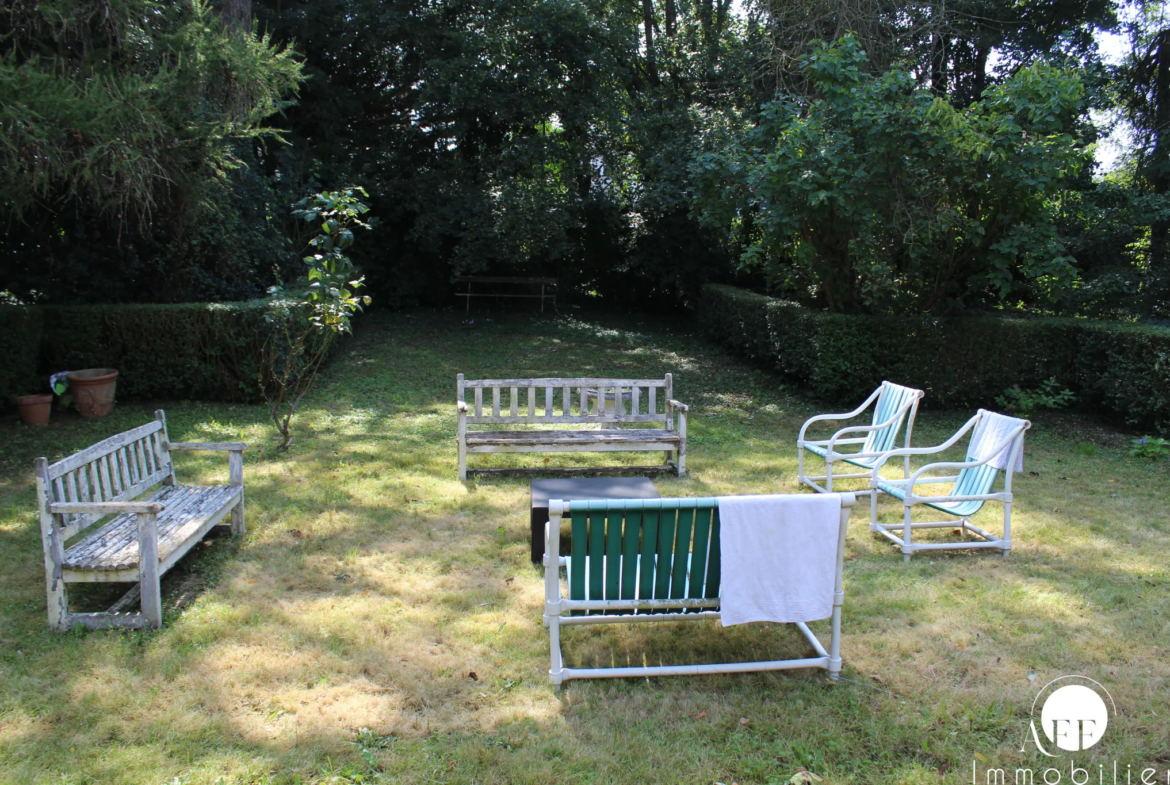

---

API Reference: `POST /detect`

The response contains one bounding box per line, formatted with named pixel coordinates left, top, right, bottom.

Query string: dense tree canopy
left=692, top=37, right=1089, bottom=314
left=0, top=0, right=303, bottom=302
left=1, top=0, right=1168, bottom=318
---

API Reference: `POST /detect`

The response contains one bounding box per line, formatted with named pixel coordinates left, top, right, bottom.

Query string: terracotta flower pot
left=67, top=368, right=119, bottom=418
left=13, top=393, right=53, bottom=425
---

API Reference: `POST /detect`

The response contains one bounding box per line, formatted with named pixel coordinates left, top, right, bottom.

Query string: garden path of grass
left=0, top=310, right=1167, bottom=785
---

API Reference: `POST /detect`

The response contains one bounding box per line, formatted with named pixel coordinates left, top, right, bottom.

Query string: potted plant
left=11, top=390, right=53, bottom=425
left=65, top=368, right=119, bottom=418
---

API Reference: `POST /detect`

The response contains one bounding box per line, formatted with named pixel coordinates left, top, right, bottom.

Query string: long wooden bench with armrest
left=456, top=374, right=688, bottom=479
left=35, top=410, right=245, bottom=630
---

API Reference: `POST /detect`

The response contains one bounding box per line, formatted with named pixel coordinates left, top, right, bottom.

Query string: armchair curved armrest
left=825, top=407, right=914, bottom=452
left=867, top=414, right=982, bottom=478
left=797, top=387, right=883, bottom=442
left=906, top=458, right=993, bottom=489
left=667, top=399, right=689, bottom=412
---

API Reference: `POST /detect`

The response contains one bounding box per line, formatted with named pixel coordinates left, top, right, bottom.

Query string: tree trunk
left=1148, top=28, right=1170, bottom=315
left=664, top=0, right=676, bottom=37
left=643, top=0, right=660, bottom=85
left=930, top=33, right=949, bottom=95
left=217, top=0, right=251, bottom=33
left=973, top=44, right=989, bottom=100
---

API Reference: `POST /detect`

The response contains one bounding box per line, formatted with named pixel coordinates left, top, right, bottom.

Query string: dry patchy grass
left=0, top=310, right=1167, bottom=785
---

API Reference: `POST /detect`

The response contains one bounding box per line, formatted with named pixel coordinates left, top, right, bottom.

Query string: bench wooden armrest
left=457, top=401, right=469, bottom=414
left=50, top=501, right=165, bottom=515
left=667, top=399, right=689, bottom=412
left=165, top=442, right=247, bottom=452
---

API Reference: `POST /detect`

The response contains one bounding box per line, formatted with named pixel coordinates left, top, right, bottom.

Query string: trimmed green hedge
left=37, top=301, right=272, bottom=402
left=0, top=306, right=45, bottom=398
left=701, top=283, right=1170, bottom=432
left=1, top=300, right=336, bottom=404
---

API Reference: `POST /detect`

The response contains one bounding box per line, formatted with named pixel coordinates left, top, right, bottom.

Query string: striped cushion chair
left=866, top=409, right=1030, bottom=561
left=798, top=382, right=924, bottom=496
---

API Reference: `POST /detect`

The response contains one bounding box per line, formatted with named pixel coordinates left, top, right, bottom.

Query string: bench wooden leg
left=229, top=450, right=245, bottom=536
left=230, top=499, right=245, bottom=537
left=45, top=565, right=68, bottom=631
left=458, top=440, right=468, bottom=482
left=44, top=535, right=69, bottom=631
left=138, top=511, right=163, bottom=628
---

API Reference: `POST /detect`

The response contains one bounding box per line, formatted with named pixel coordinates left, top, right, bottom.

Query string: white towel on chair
left=718, top=494, right=842, bottom=626
left=969, top=409, right=1025, bottom=472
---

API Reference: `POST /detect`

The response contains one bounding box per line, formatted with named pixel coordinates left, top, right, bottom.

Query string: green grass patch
left=0, top=310, right=1167, bottom=784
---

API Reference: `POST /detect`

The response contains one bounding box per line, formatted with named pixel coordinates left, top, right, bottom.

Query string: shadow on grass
left=0, top=310, right=1167, bottom=784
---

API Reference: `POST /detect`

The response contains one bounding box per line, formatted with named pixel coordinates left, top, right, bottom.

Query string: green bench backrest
left=567, top=499, right=720, bottom=615
left=862, top=382, right=919, bottom=456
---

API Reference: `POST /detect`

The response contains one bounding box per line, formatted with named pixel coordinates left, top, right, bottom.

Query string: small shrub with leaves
left=995, top=378, right=1075, bottom=417
left=261, top=187, right=372, bottom=449
left=1129, top=436, right=1170, bottom=460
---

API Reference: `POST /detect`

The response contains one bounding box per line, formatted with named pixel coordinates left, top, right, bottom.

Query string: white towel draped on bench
left=717, top=493, right=844, bottom=625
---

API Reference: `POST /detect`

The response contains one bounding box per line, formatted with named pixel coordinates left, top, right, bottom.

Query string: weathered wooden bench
left=456, top=374, right=688, bottom=480
left=454, top=276, right=557, bottom=312
left=34, top=410, right=245, bottom=631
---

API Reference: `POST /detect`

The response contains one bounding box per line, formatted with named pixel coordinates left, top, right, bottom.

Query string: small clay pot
left=67, top=368, right=119, bottom=418
left=13, top=393, right=53, bottom=426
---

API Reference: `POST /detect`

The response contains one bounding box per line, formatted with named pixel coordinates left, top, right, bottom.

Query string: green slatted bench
left=541, top=495, right=856, bottom=686
left=798, top=381, right=923, bottom=496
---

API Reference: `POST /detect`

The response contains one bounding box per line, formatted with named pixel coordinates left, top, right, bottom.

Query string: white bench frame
left=34, top=410, right=245, bottom=630
left=456, top=374, right=688, bottom=480
left=542, top=494, right=856, bottom=687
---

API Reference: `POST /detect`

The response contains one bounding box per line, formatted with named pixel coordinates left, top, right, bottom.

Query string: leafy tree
left=1052, top=175, right=1170, bottom=317
left=1116, top=0, right=1170, bottom=315
left=691, top=36, right=1089, bottom=314
left=0, top=0, right=303, bottom=303
left=252, top=0, right=761, bottom=308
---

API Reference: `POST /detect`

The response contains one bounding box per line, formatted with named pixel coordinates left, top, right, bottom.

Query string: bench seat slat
left=465, top=429, right=681, bottom=446
left=466, top=414, right=668, bottom=425
left=62, top=485, right=241, bottom=572
left=463, top=377, right=667, bottom=388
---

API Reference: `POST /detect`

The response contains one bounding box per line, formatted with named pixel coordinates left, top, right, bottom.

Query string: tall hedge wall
left=0, top=306, right=45, bottom=397
left=1, top=300, right=333, bottom=405
left=37, top=302, right=272, bottom=402
left=701, top=283, right=1170, bottom=433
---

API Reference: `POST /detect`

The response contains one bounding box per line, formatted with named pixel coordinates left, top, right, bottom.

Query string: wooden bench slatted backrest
left=566, top=499, right=721, bottom=616
left=36, top=412, right=174, bottom=542
left=459, top=375, right=676, bottom=427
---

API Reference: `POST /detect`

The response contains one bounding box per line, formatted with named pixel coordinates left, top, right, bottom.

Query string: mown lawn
left=0, top=310, right=1167, bottom=785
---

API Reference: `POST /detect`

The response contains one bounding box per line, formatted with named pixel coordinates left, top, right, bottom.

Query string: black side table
left=529, top=477, right=660, bottom=563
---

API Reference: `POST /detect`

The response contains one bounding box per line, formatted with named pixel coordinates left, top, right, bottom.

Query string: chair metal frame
left=866, top=410, right=1031, bottom=562
left=542, top=494, right=856, bottom=687
left=798, top=382, right=924, bottom=497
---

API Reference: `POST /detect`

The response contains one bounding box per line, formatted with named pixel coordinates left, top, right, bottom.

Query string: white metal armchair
left=867, top=409, right=1030, bottom=561
left=798, top=382, right=924, bottom=496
